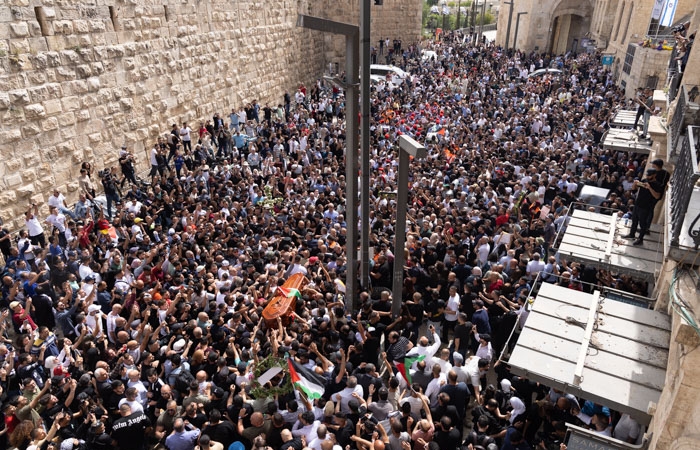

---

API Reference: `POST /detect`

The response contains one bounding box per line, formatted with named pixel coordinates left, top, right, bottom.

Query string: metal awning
left=508, top=283, right=671, bottom=425
left=610, top=109, right=638, bottom=129
left=603, top=128, right=653, bottom=154
left=555, top=209, right=664, bottom=282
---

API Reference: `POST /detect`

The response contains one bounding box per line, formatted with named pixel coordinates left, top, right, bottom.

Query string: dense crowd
left=0, top=30, right=663, bottom=450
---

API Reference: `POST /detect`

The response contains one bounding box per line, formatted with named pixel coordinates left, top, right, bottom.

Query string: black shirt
left=111, top=411, right=152, bottom=450
left=453, top=322, right=470, bottom=352
left=434, top=427, right=462, bottom=450
left=280, top=437, right=304, bottom=450
left=202, top=421, right=237, bottom=448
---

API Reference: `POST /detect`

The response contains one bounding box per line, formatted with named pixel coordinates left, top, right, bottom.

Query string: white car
left=421, top=50, right=438, bottom=62
left=527, top=68, right=563, bottom=78
left=370, top=64, right=409, bottom=85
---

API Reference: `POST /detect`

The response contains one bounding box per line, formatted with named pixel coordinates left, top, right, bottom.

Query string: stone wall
left=0, top=0, right=422, bottom=230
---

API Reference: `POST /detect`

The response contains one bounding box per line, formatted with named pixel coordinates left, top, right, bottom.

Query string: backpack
left=174, top=367, right=195, bottom=394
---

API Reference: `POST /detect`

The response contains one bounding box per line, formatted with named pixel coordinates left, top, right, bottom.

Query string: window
left=622, top=44, right=636, bottom=74
left=371, top=68, right=390, bottom=77
left=621, top=3, right=633, bottom=42
left=109, top=6, right=120, bottom=31
left=34, top=7, right=50, bottom=36
left=613, top=2, right=625, bottom=42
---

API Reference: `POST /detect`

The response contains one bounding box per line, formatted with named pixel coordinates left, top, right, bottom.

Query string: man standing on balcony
left=640, top=88, right=655, bottom=139
left=624, top=168, right=664, bottom=246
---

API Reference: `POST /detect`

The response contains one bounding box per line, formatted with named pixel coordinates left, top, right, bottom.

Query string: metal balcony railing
left=669, top=85, right=700, bottom=156
left=669, top=125, right=700, bottom=248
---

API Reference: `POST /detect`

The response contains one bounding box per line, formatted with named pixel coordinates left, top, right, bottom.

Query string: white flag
left=660, top=0, right=678, bottom=27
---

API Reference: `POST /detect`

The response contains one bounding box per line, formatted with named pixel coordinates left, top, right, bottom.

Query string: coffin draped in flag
left=287, top=358, right=325, bottom=400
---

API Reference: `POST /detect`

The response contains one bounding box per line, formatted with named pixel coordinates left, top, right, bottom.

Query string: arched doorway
left=546, top=0, right=593, bottom=55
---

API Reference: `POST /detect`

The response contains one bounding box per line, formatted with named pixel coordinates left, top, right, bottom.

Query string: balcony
left=669, top=85, right=700, bottom=156
left=666, top=124, right=700, bottom=262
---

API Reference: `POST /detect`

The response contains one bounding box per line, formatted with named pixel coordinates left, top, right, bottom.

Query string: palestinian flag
left=288, top=358, right=325, bottom=400
left=277, top=287, right=302, bottom=299
left=395, top=354, right=426, bottom=385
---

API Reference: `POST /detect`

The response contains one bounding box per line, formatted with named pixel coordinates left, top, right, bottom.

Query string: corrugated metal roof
left=508, top=282, right=671, bottom=425
left=556, top=209, right=664, bottom=282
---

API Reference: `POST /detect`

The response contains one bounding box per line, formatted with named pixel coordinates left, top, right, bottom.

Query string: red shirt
left=12, top=309, right=37, bottom=332
left=487, top=279, right=504, bottom=294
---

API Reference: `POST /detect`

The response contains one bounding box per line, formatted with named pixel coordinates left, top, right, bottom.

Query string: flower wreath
left=249, top=355, right=293, bottom=399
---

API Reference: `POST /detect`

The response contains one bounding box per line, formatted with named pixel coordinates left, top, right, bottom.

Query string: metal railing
left=669, top=125, right=700, bottom=247
left=669, top=84, right=699, bottom=156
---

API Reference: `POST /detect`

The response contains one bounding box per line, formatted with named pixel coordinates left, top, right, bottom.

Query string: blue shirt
left=165, top=428, right=200, bottom=450
left=472, top=309, right=491, bottom=335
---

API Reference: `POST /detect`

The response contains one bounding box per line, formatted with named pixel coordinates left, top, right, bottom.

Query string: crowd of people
left=0, top=29, right=664, bottom=450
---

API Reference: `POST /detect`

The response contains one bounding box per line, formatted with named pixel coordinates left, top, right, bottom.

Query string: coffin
left=262, top=273, right=308, bottom=327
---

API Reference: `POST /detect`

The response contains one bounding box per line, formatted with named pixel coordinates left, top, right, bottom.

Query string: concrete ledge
left=654, top=89, right=667, bottom=113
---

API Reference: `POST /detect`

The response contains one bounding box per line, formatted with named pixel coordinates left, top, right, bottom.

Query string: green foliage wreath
left=249, top=355, right=293, bottom=399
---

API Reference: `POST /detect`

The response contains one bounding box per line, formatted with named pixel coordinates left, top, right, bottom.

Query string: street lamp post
left=504, top=0, right=514, bottom=50
left=297, top=15, right=360, bottom=312
left=360, top=0, right=371, bottom=297
left=513, top=11, right=528, bottom=50
left=391, top=135, right=427, bottom=318
left=456, top=0, right=462, bottom=30
left=440, top=0, right=448, bottom=31
left=479, top=0, right=486, bottom=44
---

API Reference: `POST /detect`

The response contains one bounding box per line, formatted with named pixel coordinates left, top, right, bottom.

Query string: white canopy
left=508, top=283, right=671, bottom=424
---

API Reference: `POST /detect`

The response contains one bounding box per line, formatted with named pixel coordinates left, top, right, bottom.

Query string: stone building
left=495, top=0, right=697, bottom=98
left=0, top=0, right=421, bottom=229
left=496, top=2, right=700, bottom=448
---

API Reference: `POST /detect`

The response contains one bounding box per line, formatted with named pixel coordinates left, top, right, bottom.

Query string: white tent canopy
left=508, top=283, right=671, bottom=425
left=555, top=209, right=664, bottom=283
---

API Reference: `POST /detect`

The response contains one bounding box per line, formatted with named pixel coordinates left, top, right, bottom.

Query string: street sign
left=602, top=55, right=614, bottom=65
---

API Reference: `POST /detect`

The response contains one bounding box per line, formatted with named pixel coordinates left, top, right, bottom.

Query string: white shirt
left=26, top=216, right=44, bottom=236
left=335, top=385, right=364, bottom=413
left=288, top=263, right=308, bottom=276
left=445, top=294, right=460, bottom=322
left=476, top=342, right=493, bottom=361
left=180, top=126, right=192, bottom=142
left=117, top=398, right=144, bottom=413
left=150, top=147, right=159, bottom=165
left=46, top=212, right=66, bottom=232
left=127, top=201, right=143, bottom=214
left=292, top=420, right=319, bottom=442
left=477, top=243, right=490, bottom=266
left=526, top=260, right=545, bottom=279
left=307, top=435, right=334, bottom=450
left=48, top=193, right=67, bottom=209
left=425, top=374, right=446, bottom=407
left=406, top=332, right=441, bottom=362
left=127, top=379, right=149, bottom=406
left=463, top=356, right=482, bottom=388
left=613, top=414, right=641, bottom=443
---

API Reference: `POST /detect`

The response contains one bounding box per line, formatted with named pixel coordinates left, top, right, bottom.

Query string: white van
left=369, top=64, right=409, bottom=85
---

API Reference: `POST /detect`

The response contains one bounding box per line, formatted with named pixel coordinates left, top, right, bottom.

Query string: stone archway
left=546, top=0, right=594, bottom=54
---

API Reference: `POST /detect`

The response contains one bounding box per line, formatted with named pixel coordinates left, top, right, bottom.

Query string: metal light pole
left=440, top=0, right=448, bottom=30
left=391, top=135, right=427, bottom=318
left=456, top=0, right=462, bottom=30
left=504, top=0, right=514, bottom=50
left=479, top=0, right=486, bottom=43
left=360, top=0, right=371, bottom=296
left=513, top=11, right=528, bottom=50
left=297, top=15, right=359, bottom=312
